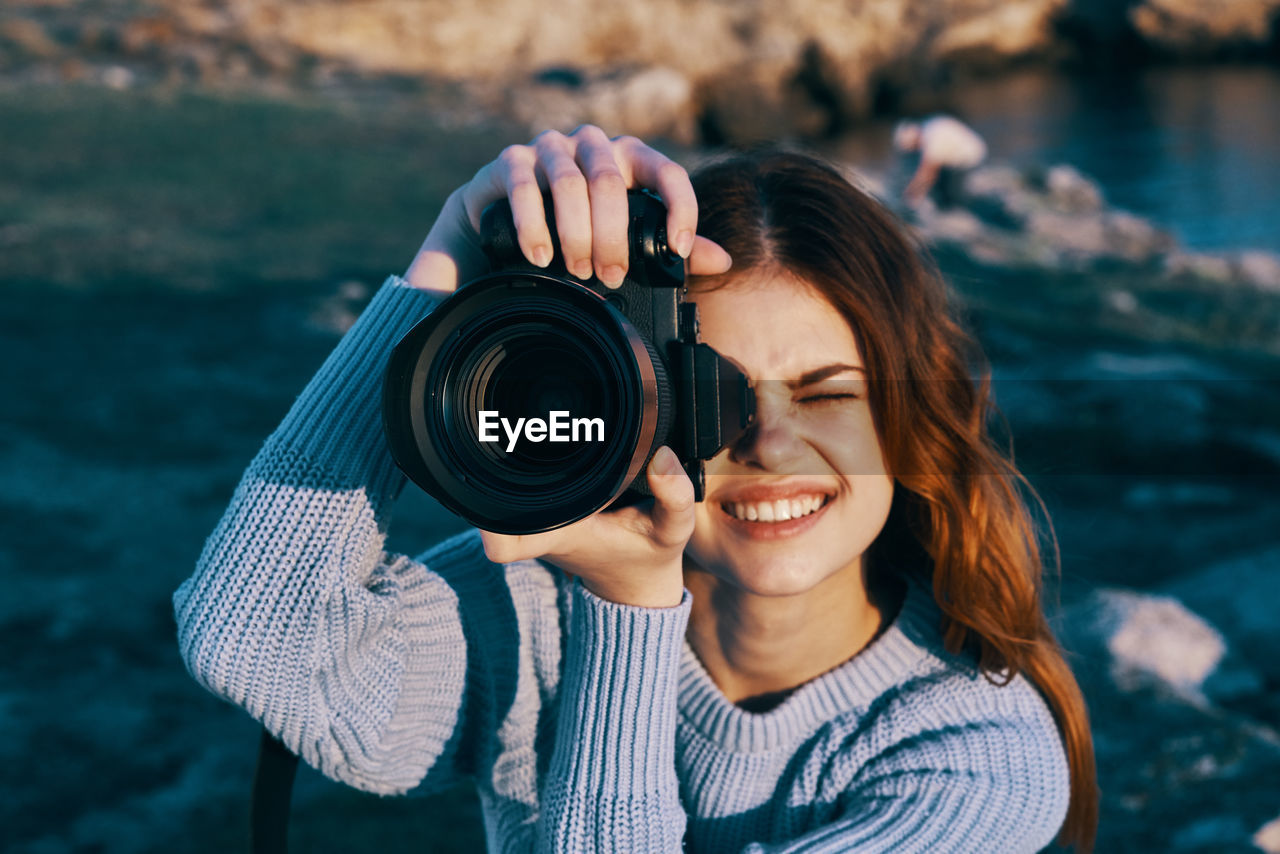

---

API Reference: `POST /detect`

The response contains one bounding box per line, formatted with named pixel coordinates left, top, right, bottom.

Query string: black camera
left=382, top=190, right=755, bottom=535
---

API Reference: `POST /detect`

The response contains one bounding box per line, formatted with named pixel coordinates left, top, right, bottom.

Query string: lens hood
left=383, top=272, right=670, bottom=534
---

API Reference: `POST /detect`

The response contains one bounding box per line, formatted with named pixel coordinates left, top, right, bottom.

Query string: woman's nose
left=726, top=397, right=805, bottom=471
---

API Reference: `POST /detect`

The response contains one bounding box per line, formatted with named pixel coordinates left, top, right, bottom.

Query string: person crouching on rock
left=174, top=125, right=1097, bottom=853
left=894, top=114, right=988, bottom=209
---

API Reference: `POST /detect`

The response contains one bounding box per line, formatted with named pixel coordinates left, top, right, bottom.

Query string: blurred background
left=2, top=0, right=1279, bottom=851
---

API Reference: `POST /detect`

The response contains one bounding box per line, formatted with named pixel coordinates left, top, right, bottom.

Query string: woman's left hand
left=480, top=445, right=694, bottom=609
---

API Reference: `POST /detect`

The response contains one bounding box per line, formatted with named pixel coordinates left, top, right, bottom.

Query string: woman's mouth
left=716, top=493, right=833, bottom=539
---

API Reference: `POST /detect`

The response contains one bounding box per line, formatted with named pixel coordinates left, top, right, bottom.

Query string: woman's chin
left=692, top=555, right=830, bottom=598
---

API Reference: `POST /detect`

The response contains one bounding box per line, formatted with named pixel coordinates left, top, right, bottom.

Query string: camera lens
left=384, top=273, right=670, bottom=534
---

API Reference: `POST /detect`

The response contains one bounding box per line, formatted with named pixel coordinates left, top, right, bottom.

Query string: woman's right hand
left=402, top=125, right=733, bottom=296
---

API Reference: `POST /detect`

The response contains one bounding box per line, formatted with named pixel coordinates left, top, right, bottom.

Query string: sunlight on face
left=684, top=271, right=894, bottom=597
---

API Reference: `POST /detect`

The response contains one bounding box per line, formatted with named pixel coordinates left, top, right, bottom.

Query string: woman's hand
left=481, top=445, right=695, bottom=609
left=403, top=125, right=732, bottom=295
left=407, top=125, right=731, bottom=607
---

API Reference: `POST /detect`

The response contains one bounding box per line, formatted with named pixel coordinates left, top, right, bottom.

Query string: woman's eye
left=798, top=393, right=859, bottom=404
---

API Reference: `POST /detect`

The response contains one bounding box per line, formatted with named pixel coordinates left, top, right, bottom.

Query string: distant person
left=894, top=114, right=987, bottom=208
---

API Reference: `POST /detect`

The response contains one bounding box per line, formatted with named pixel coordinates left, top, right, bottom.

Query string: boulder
left=1234, top=250, right=1280, bottom=292
left=0, top=17, right=62, bottom=59
left=1163, top=251, right=1237, bottom=284
left=506, top=66, right=698, bottom=144
left=931, top=162, right=1176, bottom=271
left=1056, top=588, right=1263, bottom=703
left=962, top=164, right=1041, bottom=227
left=1256, top=815, right=1280, bottom=854
left=1102, top=209, right=1176, bottom=264
left=1044, top=163, right=1105, bottom=214
left=1129, top=0, right=1280, bottom=58
left=1162, top=546, right=1280, bottom=684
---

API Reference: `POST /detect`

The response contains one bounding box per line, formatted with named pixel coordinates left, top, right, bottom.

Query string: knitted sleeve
left=740, top=674, right=1071, bottom=854
left=173, top=276, right=474, bottom=795
left=535, top=578, right=693, bottom=852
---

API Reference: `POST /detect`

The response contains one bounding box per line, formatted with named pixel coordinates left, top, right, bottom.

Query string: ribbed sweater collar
left=677, top=577, right=942, bottom=754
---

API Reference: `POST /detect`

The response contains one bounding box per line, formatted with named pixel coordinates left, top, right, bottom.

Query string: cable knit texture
left=174, top=275, right=1071, bottom=853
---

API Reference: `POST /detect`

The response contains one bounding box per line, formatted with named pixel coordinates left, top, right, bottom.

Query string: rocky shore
left=3, top=4, right=1280, bottom=851
left=5, top=0, right=1280, bottom=142
left=892, top=161, right=1280, bottom=356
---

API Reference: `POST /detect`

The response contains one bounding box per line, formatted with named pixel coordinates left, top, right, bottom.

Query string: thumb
left=646, top=446, right=696, bottom=548
left=686, top=236, right=732, bottom=277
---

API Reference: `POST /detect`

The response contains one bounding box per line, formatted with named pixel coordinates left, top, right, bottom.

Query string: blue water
left=830, top=66, right=1280, bottom=253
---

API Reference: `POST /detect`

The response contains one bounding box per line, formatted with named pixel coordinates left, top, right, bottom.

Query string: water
left=828, top=66, right=1280, bottom=253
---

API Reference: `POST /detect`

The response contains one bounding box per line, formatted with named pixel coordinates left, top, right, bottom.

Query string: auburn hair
left=689, top=149, right=1098, bottom=852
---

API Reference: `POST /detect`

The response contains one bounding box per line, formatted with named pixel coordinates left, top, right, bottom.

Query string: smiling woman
left=173, top=127, right=1097, bottom=853
left=684, top=149, right=1099, bottom=849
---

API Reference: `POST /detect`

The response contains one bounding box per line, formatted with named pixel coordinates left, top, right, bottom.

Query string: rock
left=918, top=207, right=988, bottom=245
left=1044, top=164, right=1104, bottom=214
left=928, top=0, right=1069, bottom=65
left=1025, top=208, right=1110, bottom=266
left=962, top=164, right=1040, bottom=227
left=1234, top=250, right=1280, bottom=292
left=936, top=162, right=1177, bottom=272
left=120, top=15, right=180, bottom=56
left=101, top=64, right=136, bottom=90
left=1163, top=251, right=1236, bottom=284
left=1129, top=0, right=1280, bottom=58
left=698, top=58, right=830, bottom=144
left=1102, top=209, right=1176, bottom=264
left=1256, top=814, right=1280, bottom=854
left=1105, top=289, right=1139, bottom=313
left=160, top=0, right=1067, bottom=140
left=1, top=17, right=62, bottom=59
left=509, top=66, right=697, bottom=144
left=1163, top=546, right=1280, bottom=684
left=1058, top=589, right=1234, bottom=698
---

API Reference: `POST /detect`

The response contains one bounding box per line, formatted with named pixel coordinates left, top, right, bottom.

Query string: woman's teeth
left=724, top=495, right=828, bottom=522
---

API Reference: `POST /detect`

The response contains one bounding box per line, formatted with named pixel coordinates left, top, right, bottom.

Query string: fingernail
left=532, top=245, right=551, bottom=267
left=655, top=446, right=681, bottom=475
left=676, top=230, right=694, bottom=258
left=600, top=264, right=625, bottom=287
left=573, top=260, right=594, bottom=280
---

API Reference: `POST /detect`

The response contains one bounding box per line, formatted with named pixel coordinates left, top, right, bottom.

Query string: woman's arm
left=172, top=276, right=482, bottom=795
left=535, top=579, right=693, bottom=851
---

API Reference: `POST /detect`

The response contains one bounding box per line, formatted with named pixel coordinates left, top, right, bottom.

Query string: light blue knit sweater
left=174, top=276, right=1071, bottom=853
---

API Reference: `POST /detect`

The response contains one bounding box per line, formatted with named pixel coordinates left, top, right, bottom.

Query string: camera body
left=383, top=190, right=754, bottom=535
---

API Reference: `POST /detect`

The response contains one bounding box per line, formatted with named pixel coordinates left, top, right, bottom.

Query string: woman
left=174, top=126, right=1097, bottom=852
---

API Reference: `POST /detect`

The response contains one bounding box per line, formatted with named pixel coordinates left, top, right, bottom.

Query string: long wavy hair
left=689, top=149, right=1098, bottom=852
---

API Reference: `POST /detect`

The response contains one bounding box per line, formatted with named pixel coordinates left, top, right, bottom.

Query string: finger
left=478, top=528, right=562, bottom=564
left=645, top=446, right=696, bottom=548
left=687, top=236, right=733, bottom=277
left=490, top=144, right=554, bottom=268
left=533, top=130, right=594, bottom=281
left=571, top=126, right=630, bottom=288
left=618, top=136, right=698, bottom=259
left=457, top=158, right=508, bottom=233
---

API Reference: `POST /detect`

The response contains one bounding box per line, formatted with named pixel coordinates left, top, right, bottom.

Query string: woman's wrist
left=580, top=575, right=686, bottom=609
left=403, top=190, right=485, bottom=295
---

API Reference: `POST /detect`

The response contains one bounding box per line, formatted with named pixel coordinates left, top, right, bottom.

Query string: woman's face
left=683, top=271, right=894, bottom=597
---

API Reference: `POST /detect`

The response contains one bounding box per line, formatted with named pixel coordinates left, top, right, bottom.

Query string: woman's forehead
left=688, top=272, right=865, bottom=379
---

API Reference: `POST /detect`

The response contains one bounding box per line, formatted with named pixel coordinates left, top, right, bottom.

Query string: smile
left=721, top=494, right=830, bottom=522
